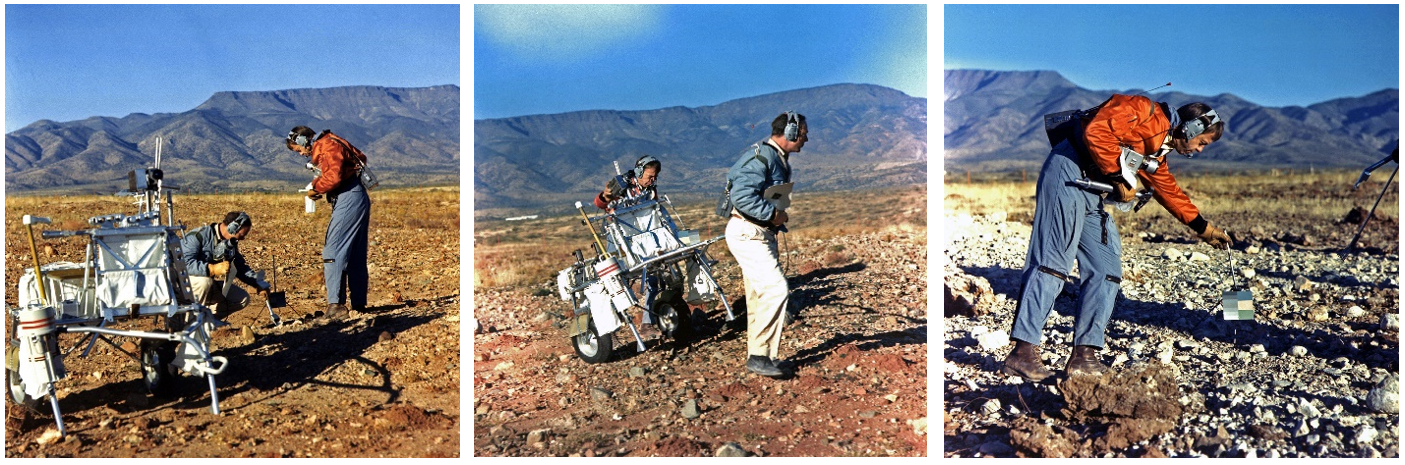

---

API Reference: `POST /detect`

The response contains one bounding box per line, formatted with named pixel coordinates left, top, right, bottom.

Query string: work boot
left=1066, top=345, right=1110, bottom=377
left=746, top=355, right=789, bottom=378
left=1001, top=340, right=1054, bottom=382
left=324, top=303, right=350, bottom=321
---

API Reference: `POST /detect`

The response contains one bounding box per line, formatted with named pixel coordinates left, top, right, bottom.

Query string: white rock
left=35, top=428, right=62, bottom=446
left=1240, top=268, right=1256, bottom=279
left=1299, top=399, right=1321, bottom=419
left=1347, top=305, right=1366, bottom=318
left=976, top=330, right=1011, bottom=351
left=1366, top=375, right=1399, bottom=414
left=1157, top=348, right=1174, bottom=364
left=1290, top=346, right=1308, bottom=357
left=1189, top=251, right=1210, bottom=261
left=1356, top=425, right=1379, bottom=445
left=1381, top=314, right=1399, bottom=332
left=1164, top=248, right=1184, bottom=261
left=982, top=398, right=1002, bottom=414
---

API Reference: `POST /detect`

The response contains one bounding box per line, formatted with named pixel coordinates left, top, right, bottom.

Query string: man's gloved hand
left=1198, top=224, right=1231, bottom=249
left=307, top=190, right=323, bottom=201
left=207, top=261, right=230, bottom=279
left=256, top=287, right=270, bottom=298
left=604, top=178, right=626, bottom=202
left=1111, top=180, right=1138, bottom=203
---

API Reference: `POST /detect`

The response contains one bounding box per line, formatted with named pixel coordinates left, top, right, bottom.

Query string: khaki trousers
left=189, top=276, right=250, bottom=315
left=725, top=217, right=788, bottom=359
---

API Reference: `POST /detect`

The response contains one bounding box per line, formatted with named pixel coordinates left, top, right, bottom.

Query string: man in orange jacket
left=1002, top=94, right=1231, bottom=382
left=287, top=126, right=372, bottom=321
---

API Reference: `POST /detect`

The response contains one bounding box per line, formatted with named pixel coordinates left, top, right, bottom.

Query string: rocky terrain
left=473, top=226, right=927, bottom=456
left=5, top=189, right=460, bottom=457
left=943, top=211, right=1400, bottom=458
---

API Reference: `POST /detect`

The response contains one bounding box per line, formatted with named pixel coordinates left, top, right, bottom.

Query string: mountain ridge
left=944, top=69, right=1398, bottom=172
left=6, top=84, right=460, bottom=193
left=474, top=83, right=928, bottom=213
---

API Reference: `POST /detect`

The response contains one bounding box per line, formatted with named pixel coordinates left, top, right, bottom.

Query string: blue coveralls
left=324, top=183, right=371, bottom=308
left=1010, top=139, right=1122, bottom=349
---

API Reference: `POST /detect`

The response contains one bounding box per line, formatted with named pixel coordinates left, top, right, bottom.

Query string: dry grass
left=945, top=169, right=1399, bottom=244
left=473, top=185, right=927, bottom=289
left=5, top=186, right=460, bottom=312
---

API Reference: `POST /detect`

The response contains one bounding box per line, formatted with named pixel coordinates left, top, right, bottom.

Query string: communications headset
left=287, top=129, right=311, bottom=149
left=783, top=111, right=800, bottom=142
left=1175, top=108, right=1222, bottom=158
left=226, top=211, right=250, bottom=236
left=633, top=155, right=660, bottom=179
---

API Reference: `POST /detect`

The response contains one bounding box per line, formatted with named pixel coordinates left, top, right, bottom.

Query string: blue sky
left=474, top=4, right=926, bottom=119
left=5, top=4, right=460, bottom=132
left=945, top=4, right=1398, bottom=107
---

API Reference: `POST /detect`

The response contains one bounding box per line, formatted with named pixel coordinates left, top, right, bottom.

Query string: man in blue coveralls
left=287, top=126, right=372, bottom=321
left=1002, top=95, right=1230, bottom=382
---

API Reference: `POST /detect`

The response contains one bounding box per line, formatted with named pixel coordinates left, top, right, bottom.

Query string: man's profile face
left=288, top=141, right=311, bottom=157
left=638, top=166, right=659, bottom=188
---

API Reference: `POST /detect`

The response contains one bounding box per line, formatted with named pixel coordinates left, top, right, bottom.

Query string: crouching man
left=181, top=211, right=271, bottom=314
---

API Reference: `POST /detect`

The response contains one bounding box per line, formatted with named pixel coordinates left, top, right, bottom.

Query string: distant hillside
left=474, top=83, right=927, bottom=213
left=5, top=85, right=460, bottom=193
left=945, top=69, right=1398, bottom=172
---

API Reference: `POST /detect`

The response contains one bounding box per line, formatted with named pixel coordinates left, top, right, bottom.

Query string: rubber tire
left=140, top=340, right=178, bottom=397
left=6, top=365, right=41, bottom=412
left=572, top=319, right=614, bottom=364
left=655, top=298, right=693, bottom=340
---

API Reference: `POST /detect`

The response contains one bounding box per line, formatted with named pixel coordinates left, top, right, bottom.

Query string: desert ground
left=472, top=186, right=927, bottom=456
left=943, top=170, right=1400, bottom=457
left=4, top=188, right=460, bottom=457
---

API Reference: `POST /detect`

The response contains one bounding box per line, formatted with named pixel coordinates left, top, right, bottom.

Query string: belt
left=731, top=212, right=776, bottom=230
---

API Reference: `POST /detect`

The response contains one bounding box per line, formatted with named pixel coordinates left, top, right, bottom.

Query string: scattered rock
left=1382, top=314, right=1400, bottom=332
left=628, top=367, right=646, bottom=378
left=682, top=399, right=701, bottom=419
left=1366, top=375, right=1399, bottom=414
left=908, top=417, right=927, bottom=436
left=526, top=428, right=551, bottom=445
left=1189, top=252, right=1210, bottom=262
left=590, top=386, right=614, bottom=402
left=1308, top=307, right=1329, bottom=322
left=715, top=442, right=748, bottom=457
left=1347, top=306, right=1366, bottom=318
left=378, top=330, right=395, bottom=342
left=1164, top=248, right=1184, bottom=261
left=982, top=398, right=1002, bottom=415
left=1290, top=346, right=1308, bottom=357
left=976, top=329, right=1010, bottom=351
left=35, top=429, right=62, bottom=446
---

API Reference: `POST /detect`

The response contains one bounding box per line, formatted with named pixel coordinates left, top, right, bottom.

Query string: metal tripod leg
left=693, top=253, right=735, bottom=321
left=48, top=386, right=66, bottom=436
left=1348, top=165, right=1398, bottom=252
left=618, top=307, right=647, bottom=352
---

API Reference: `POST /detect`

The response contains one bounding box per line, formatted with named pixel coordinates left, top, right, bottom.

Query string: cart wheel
left=656, top=298, right=693, bottom=340
left=6, top=365, right=41, bottom=412
left=572, top=319, right=613, bottom=364
left=140, top=340, right=178, bottom=396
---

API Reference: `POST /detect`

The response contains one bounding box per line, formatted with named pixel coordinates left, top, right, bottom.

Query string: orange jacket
left=309, top=131, right=368, bottom=195
left=1082, top=94, right=1203, bottom=229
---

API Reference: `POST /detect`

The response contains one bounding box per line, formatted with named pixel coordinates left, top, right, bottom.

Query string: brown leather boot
left=324, top=303, right=350, bottom=321
left=1001, top=340, right=1053, bottom=382
left=1066, top=345, right=1110, bottom=377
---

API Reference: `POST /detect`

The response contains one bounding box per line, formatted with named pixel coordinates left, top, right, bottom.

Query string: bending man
left=1002, top=95, right=1230, bottom=382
